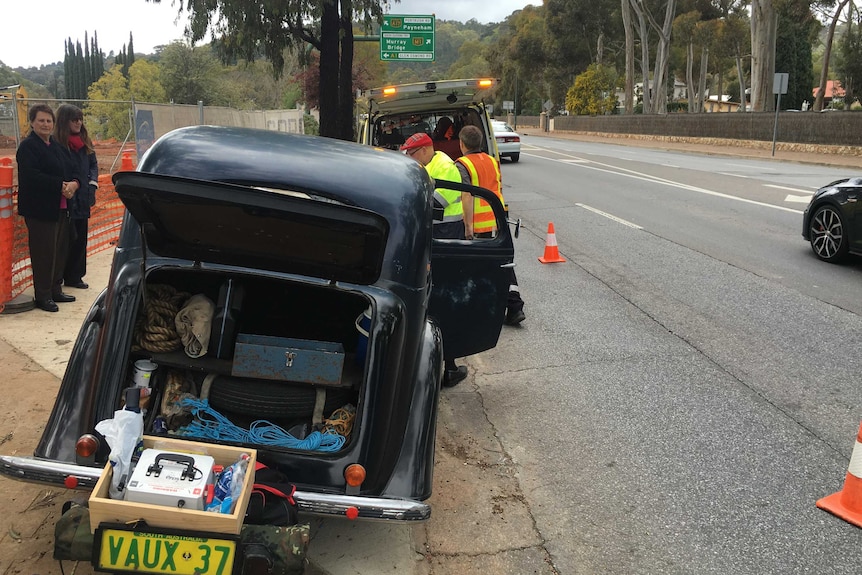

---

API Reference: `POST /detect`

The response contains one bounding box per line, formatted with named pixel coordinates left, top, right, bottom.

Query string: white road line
left=576, top=203, right=643, bottom=229
left=718, top=172, right=750, bottom=178
left=662, top=164, right=679, bottom=168
left=784, top=194, right=812, bottom=204
left=764, top=184, right=814, bottom=194
left=522, top=151, right=804, bottom=214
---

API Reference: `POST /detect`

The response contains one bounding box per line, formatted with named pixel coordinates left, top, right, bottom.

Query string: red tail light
left=75, top=434, right=99, bottom=458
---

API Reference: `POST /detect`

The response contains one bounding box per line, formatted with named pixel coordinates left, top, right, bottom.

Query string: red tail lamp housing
left=344, top=463, right=366, bottom=487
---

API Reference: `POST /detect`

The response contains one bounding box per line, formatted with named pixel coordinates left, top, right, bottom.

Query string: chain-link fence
left=1, top=97, right=308, bottom=307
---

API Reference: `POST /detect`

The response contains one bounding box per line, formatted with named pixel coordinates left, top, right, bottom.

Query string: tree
left=837, top=2, right=862, bottom=107
left=162, top=0, right=386, bottom=140
left=814, top=0, right=852, bottom=110
left=86, top=65, right=131, bottom=140
left=545, top=0, right=623, bottom=110
left=775, top=0, right=817, bottom=110
left=750, top=0, right=778, bottom=111
left=628, top=0, right=678, bottom=114
left=128, top=60, right=167, bottom=103
left=566, top=63, right=618, bottom=114
left=486, top=6, right=549, bottom=116
left=158, top=42, right=222, bottom=104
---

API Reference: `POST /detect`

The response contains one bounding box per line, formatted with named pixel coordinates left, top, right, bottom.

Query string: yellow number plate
left=96, top=526, right=237, bottom=575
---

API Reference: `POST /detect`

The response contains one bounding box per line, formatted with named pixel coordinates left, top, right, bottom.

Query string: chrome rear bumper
left=0, top=454, right=430, bottom=521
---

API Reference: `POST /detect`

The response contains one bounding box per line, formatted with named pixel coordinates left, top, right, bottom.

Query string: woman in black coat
left=16, top=104, right=80, bottom=312
left=54, top=104, right=98, bottom=290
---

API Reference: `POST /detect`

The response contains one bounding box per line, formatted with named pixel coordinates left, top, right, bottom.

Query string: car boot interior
left=122, top=267, right=368, bottom=454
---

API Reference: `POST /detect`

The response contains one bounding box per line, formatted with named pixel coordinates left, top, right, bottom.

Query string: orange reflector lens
left=344, top=464, right=366, bottom=487
left=382, top=87, right=397, bottom=96
left=345, top=506, right=359, bottom=520
left=75, top=434, right=98, bottom=458
left=478, top=79, right=494, bottom=88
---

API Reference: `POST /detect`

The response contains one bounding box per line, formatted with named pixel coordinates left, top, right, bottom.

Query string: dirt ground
left=0, top=338, right=97, bottom=575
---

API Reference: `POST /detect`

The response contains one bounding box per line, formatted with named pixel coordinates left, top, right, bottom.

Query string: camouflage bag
left=53, top=499, right=94, bottom=561
left=240, top=523, right=310, bottom=575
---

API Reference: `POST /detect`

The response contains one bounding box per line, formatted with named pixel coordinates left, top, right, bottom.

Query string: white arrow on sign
left=784, top=194, right=811, bottom=203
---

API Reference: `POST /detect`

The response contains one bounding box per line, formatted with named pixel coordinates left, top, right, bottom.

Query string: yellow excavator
left=0, top=84, right=29, bottom=145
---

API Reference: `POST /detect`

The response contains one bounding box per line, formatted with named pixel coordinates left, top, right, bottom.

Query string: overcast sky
left=2, top=0, right=535, bottom=70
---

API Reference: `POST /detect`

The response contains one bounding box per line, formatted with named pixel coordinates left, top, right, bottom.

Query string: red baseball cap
left=400, top=132, right=433, bottom=152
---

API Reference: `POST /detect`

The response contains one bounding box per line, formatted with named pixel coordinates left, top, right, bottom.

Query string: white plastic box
left=124, top=449, right=215, bottom=511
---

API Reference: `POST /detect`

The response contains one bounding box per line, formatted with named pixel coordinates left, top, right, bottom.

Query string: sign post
left=380, top=15, right=435, bottom=61
left=772, top=72, right=789, bottom=157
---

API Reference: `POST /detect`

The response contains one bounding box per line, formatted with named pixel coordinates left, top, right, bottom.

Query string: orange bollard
left=120, top=151, right=135, bottom=171
left=817, top=423, right=862, bottom=528
left=538, top=222, right=566, bottom=264
left=0, top=157, right=14, bottom=314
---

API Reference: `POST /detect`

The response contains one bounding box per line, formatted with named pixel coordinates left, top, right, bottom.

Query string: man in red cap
left=400, top=132, right=471, bottom=387
left=400, top=132, right=472, bottom=240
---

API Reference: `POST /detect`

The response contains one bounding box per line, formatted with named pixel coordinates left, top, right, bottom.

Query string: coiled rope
left=132, top=284, right=190, bottom=353
left=177, top=398, right=346, bottom=452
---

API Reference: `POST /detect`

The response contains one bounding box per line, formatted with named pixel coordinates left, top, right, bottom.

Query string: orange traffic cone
left=120, top=151, right=135, bottom=171
left=538, top=222, right=566, bottom=263
left=817, top=423, right=862, bottom=528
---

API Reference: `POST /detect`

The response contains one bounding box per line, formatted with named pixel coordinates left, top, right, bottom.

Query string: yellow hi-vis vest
left=425, top=151, right=463, bottom=223
left=456, top=153, right=502, bottom=234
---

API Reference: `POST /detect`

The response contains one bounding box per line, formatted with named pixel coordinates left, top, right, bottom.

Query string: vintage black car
left=0, top=126, right=513, bottom=565
left=802, top=177, right=862, bottom=263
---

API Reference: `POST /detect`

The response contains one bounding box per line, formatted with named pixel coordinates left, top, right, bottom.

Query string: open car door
left=428, top=181, right=514, bottom=359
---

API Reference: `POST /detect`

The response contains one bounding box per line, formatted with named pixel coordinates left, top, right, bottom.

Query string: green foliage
left=158, top=42, right=222, bottom=105
left=128, top=60, right=167, bottom=103
left=837, top=9, right=862, bottom=107
left=303, top=113, right=320, bottom=135
left=775, top=1, right=818, bottom=110
left=86, top=65, right=131, bottom=140
left=566, top=63, right=617, bottom=115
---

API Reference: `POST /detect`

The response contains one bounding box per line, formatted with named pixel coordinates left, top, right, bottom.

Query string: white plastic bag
left=95, top=407, right=144, bottom=499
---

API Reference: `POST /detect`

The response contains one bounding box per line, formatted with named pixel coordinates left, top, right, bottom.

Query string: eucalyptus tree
left=750, top=0, right=778, bottom=110
left=627, top=0, right=678, bottom=114
left=813, top=0, right=851, bottom=110
left=545, top=0, right=624, bottom=110
left=837, top=1, right=862, bottom=106
left=486, top=6, right=549, bottom=115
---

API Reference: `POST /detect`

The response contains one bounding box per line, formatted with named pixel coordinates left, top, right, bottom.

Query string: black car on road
left=803, top=177, right=862, bottom=262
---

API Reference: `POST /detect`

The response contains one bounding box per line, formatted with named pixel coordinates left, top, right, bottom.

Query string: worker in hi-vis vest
left=401, top=131, right=471, bottom=388
left=455, top=125, right=526, bottom=328
left=400, top=132, right=468, bottom=240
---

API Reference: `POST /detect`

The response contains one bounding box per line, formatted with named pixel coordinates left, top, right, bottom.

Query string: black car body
left=802, top=177, right=862, bottom=262
left=0, top=127, right=513, bottom=528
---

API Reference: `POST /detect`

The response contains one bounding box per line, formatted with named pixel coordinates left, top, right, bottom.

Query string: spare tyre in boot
left=208, top=376, right=355, bottom=419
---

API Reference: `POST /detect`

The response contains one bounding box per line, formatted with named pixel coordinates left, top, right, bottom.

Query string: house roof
left=813, top=80, right=845, bottom=98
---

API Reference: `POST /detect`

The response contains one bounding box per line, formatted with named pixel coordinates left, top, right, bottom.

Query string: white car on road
left=491, top=120, right=521, bottom=163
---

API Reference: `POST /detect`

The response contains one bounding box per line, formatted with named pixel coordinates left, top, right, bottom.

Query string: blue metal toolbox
left=231, top=334, right=345, bottom=386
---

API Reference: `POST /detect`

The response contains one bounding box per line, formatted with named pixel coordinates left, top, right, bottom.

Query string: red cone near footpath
left=538, top=222, right=566, bottom=263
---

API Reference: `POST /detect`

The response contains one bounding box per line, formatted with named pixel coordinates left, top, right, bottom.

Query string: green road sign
left=380, top=14, right=435, bottom=61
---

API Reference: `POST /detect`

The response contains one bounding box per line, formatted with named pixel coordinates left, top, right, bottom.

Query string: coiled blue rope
left=176, top=398, right=345, bottom=452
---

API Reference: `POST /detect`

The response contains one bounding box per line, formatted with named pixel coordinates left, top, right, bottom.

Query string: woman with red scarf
left=54, top=104, right=98, bottom=291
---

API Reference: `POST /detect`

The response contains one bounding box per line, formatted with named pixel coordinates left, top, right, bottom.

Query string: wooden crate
left=88, top=436, right=256, bottom=534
